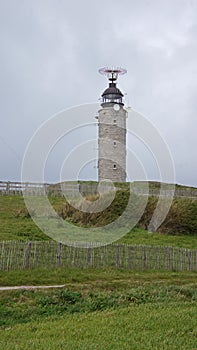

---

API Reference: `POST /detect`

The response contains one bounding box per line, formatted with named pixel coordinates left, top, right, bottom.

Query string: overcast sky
left=0, top=0, right=197, bottom=186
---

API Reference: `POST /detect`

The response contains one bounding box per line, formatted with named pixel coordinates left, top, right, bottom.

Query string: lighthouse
left=98, top=67, right=127, bottom=182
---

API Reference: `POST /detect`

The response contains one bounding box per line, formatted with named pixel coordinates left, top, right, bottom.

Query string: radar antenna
left=99, top=67, right=127, bottom=83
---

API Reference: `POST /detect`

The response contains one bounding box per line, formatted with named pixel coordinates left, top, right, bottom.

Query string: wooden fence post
left=25, top=242, right=32, bottom=269
left=142, top=246, right=146, bottom=269
left=127, top=245, right=131, bottom=269
left=116, top=244, right=120, bottom=268
left=0, top=242, right=5, bottom=271
left=6, top=182, right=10, bottom=195
left=57, top=242, right=62, bottom=267
left=168, top=247, right=173, bottom=270
left=187, top=250, right=192, bottom=271
left=87, top=246, right=92, bottom=267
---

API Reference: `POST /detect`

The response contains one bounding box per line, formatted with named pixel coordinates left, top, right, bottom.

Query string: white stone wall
left=98, top=105, right=127, bottom=182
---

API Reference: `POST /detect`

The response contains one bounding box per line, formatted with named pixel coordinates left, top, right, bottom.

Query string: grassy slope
left=0, top=269, right=196, bottom=349
left=0, top=184, right=196, bottom=349
left=1, top=304, right=196, bottom=350
left=118, top=228, right=197, bottom=248
left=0, top=191, right=197, bottom=247
left=0, top=196, right=49, bottom=241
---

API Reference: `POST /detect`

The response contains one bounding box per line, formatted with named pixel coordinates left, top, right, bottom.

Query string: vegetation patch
left=0, top=181, right=196, bottom=243
left=0, top=269, right=196, bottom=349
left=0, top=281, right=196, bottom=328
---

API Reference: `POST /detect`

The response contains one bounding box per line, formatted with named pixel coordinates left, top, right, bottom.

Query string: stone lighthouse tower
left=98, top=67, right=127, bottom=182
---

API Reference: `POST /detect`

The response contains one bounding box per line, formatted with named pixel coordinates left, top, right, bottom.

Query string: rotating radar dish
left=99, top=67, right=127, bottom=82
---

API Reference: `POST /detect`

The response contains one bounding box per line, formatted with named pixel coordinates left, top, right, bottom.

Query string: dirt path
left=0, top=285, right=66, bottom=291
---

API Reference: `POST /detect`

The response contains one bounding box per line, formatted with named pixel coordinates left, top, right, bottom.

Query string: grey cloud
left=0, top=0, right=197, bottom=186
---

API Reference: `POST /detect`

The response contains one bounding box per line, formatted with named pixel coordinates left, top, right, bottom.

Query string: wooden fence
left=0, top=181, right=110, bottom=197
left=0, top=181, right=49, bottom=196
left=0, top=241, right=196, bottom=272
left=132, top=188, right=197, bottom=198
left=0, top=181, right=197, bottom=198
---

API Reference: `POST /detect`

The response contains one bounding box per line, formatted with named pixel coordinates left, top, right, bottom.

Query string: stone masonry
left=98, top=104, right=127, bottom=182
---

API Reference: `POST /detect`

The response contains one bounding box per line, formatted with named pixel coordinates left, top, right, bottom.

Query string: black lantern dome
left=99, top=67, right=126, bottom=106
left=102, top=82, right=124, bottom=104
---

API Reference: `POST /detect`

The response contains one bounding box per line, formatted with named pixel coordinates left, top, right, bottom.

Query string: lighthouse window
left=113, top=119, right=117, bottom=124
left=113, top=141, right=117, bottom=147
left=113, top=164, right=117, bottom=169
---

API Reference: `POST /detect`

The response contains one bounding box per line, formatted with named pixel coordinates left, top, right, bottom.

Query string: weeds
left=0, top=283, right=196, bottom=328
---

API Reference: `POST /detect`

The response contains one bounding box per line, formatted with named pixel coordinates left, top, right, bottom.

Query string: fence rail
left=0, top=241, right=196, bottom=272
left=0, top=181, right=50, bottom=196
left=0, top=181, right=197, bottom=198
left=132, top=188, right=197, bottom=198
left=0, top=181, right=109, bottom=197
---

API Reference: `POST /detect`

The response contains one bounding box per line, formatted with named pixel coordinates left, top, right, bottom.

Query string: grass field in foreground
left=0, top=303, right=197, bottom=350
left=0, top=269, right=196, bottom=350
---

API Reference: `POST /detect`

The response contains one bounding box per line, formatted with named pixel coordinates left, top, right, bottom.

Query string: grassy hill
left=0, top=181, right=196, bottom=247
left=0, top=182, right=196, bottom=349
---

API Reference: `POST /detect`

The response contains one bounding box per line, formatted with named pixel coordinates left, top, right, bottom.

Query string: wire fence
left=0, top=241, right=196, bottom=272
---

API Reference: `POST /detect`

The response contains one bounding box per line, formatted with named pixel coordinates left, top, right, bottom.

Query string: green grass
left=0, top=196, right=48, bottom=241
left=0, top=192, right=197, bottom=247
left=118, top=228, right=197, bottom=248
left=0, top=269, right=196, bottom=349
left=1, top=304, right=196, bottom=350
left=0, top=184, right=196, bottom=349
left=1, top=268, right=196, bottom=286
